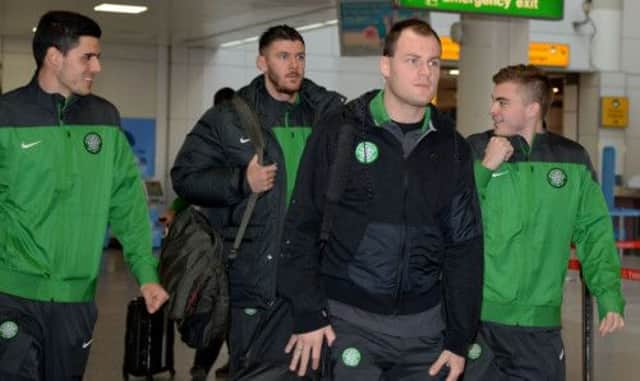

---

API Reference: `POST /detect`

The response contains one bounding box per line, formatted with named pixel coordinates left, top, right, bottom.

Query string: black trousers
left=228, top=299, right=324, bottom=381
left=462, top=321, right=565, bottom=381
left=329, top=315, right=448, bottom=381
left=0, top=292, right=97, bottom=381
left=192, top=333, right=226, bottom=373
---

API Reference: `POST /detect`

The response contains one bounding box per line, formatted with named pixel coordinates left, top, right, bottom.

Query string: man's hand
left=482, top=136, right=514, bottom=171
left=285, top=325, right=335, bottom=376
left=599, top=312, right=624, bottom=336
left=158, top=208, right=176, bottom=227
left=158, top=208, right=176, bottom=236
left=140, top=283, right=169, bottom=314
left=429, top=350, right=465, bottom=381
left=246, top=154, right=278, bottom=193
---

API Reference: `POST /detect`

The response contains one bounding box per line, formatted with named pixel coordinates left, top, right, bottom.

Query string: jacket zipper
left=262, top=112, right=289, bottom=306
left=393, top=156, right=410, bottom=313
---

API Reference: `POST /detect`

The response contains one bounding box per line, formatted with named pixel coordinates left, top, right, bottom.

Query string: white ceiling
left=0, top=0, right=338, bottom=47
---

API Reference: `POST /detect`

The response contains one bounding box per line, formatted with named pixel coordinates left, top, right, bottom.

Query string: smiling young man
left=0, top=10, right=168, bottom=380
left=171, top=24, right=344, bottom=380
left=278, top=19, right=484, bottom=381
left=464, top=64, right=625, bottom=380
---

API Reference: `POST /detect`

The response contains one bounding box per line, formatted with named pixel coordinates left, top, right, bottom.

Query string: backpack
left=159, top=94, right=264, bottom=348
left=158, top=206, right=228, bottom=348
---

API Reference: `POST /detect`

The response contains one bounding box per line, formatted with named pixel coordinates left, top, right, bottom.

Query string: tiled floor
left=84, top=249, right=640, bottom=381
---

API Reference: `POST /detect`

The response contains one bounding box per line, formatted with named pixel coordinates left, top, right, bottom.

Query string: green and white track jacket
left=0, top=78, right=158, bottom=302
left=468, top=130, right=625, bottom=327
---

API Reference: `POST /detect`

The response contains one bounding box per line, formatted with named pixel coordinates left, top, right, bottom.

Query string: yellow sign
left=441, top=37, right=460, bottom=62
left=601, top=97, right=629, bottom=128
left=440, top=38, right=570, bottom=68
left=529, top=43, right=570, bottom=67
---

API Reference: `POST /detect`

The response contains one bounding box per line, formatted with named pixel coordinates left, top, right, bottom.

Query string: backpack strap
left=229, top=95, right=264, bottom=260
left=319, top=122, right=356, bottom=244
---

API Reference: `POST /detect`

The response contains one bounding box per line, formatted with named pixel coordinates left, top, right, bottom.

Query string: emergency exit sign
left=394, top=0, right=564, bottom=20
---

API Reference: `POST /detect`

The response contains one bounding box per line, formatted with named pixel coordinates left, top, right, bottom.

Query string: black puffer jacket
left=171, top=76, right=344, bottom=309
left=278, top=90, right=484, bottom=356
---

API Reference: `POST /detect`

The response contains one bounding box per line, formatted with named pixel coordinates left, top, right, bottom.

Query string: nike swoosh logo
left=82, top=338, right=94, bottom=349
left=492, top=171, right=509, bottom=178
left=240, top=137, right=251, bottom=144
left=21, top=141, right=42, bottom=149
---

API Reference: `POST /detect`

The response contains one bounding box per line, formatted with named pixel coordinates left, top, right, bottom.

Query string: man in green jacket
left=464, top=64, right=625, bottom=380
left=0, top=11, right=168, bottom=380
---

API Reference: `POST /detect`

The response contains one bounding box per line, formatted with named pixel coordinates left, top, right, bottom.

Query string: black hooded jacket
left=278, top=90, right=484, bottom=356
left=171, top=75, right=344, bottom=309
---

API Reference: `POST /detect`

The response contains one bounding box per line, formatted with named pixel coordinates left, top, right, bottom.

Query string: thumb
left=144, top=295, right=158, bottom=314
left=248, top=154, right=258, bottom=166
left=325, top=326, right=336, bottom=346
left=429, top=352, right=447, bottom=376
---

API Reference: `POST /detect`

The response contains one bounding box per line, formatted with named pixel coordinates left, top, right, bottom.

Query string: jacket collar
left=27, top=75, right=80, bottom=112
left=368, top=89, right=434, bottom=133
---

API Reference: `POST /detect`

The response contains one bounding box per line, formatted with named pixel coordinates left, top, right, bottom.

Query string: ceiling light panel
left=94, top=3, right=148, bottom=14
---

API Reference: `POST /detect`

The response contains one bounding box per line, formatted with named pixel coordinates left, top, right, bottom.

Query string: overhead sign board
left=394, top=0, right=564, bottom=20
left=441, top=38, right=569, bottom=67
left=528, top=42, right=570, bottom=67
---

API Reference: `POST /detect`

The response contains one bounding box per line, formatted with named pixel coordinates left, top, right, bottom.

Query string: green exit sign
left=394, top=0, right=563, bottom=20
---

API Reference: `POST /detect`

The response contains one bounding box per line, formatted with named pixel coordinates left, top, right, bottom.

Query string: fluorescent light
left=221, top=18, right=337, bottom=48
left=297, top=23, right=324, bottom=32
left=94, top=3, right=148, bottom=14
left=220, top=40, right=245, bottom=48
left=449, top=69, right=460, bottom=76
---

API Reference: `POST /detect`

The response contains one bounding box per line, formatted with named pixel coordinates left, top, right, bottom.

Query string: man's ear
left=45, top=46, right=62, bottom=69
left=256, top=55, right=266, bottom=73
left=526, top=101, right=541, bottom=120
left=380, top=55, right=390, bottom=79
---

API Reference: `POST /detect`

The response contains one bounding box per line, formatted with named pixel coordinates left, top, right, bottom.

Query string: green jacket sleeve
left=473, top=161, right=494, bottom=199
left=572, top=166, right=625, bottom=319
left=109, top=128, right=159, bottom=286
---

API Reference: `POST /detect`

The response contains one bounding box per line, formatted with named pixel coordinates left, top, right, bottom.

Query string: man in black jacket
left=171, top=25, right=344, bottom=379
left=278, top=19, right=483, bottom=381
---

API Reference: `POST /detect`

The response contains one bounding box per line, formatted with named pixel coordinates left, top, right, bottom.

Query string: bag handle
left=229, top=95, right=264, bottom=260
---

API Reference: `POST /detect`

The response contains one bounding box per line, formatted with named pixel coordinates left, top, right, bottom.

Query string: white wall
left=4, top=0, right=639, bottom=193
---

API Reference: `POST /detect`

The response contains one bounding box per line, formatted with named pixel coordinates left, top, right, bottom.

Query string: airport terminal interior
left=2, top=0, right=640, bottom=380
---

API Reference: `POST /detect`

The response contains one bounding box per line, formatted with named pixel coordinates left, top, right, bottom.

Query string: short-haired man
left=278, top=19, right=484, bottom=381
left=463, top=64, right=625, bottom=380
left=0, top=10, right=168, bottom=380
left=171, top=25, right=344, bottom=378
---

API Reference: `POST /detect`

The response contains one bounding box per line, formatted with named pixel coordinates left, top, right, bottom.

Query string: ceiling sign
left=394, top=0, right=564, bottom=20
left=441, top=39, right=569, bottom=67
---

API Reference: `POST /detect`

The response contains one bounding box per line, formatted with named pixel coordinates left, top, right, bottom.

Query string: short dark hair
left=213, top=87, right=235, bottom=106
left=383, top=18, right=441, bottom=57
left=258, top=25, right=304, bottom=54
left=493, top=64, right=554, bottom=118
left=33, top=10, right=102, bottom=70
